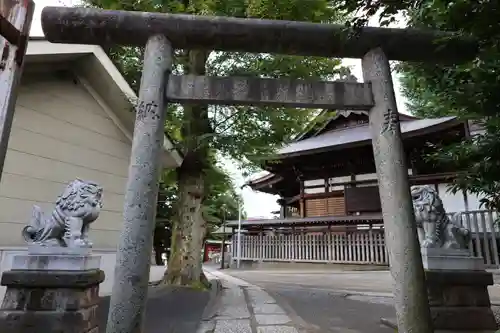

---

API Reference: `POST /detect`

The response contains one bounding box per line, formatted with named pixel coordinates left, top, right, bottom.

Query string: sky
left=30, top=0, right=408, bottom=219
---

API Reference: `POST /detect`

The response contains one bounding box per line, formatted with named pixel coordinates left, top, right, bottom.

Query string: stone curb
left=195, top=277, right=223, bottom=333
left=202, top=278, right=223, bottom=321
left=202, top=270, right=306, bottom=333
left=380, top=317, right=397, bottom=330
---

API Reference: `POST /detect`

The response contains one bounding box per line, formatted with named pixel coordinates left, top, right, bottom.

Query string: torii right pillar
left=363, top=47, right=434, bottom=333
left=363, top=47, right=498, bottom=333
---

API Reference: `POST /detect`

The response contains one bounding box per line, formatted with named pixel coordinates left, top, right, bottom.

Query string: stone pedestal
left=12, top=254, right=101, bottom=271
left=423, top=249, right=497, bottom=331
left=426, top=270, right=497, bottom=332
left=421, top=248, right=485, bottom=271
left=382, top=250, right=498, bottom=332
left=0, top=255, right=104, bottom=333
left=381, top=269, right=498, bottom=332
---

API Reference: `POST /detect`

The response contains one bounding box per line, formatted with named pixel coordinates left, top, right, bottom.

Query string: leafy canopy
left=336, top=0, right=500, bottom=211
left=84, top=0, right=353, bottom=174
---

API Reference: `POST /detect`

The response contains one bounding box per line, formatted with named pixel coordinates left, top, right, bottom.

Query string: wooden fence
left=231, top=210, right=500, bottom=268
left=456, top=210, right=500, bottom=268
left=234, top=228, right=388, bottom=265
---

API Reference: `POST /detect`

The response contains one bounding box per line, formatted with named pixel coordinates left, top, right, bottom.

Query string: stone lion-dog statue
left=411, top=185, right=470, bottom=249
left=22, top=178, right=103, bottom=248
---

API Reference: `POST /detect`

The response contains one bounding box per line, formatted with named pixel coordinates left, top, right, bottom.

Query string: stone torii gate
left=40, top=7, right=477, bottom=333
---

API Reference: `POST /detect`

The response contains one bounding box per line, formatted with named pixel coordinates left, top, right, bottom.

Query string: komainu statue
left=411, top=185, right=470, bottom=249
left=22, top=179, right=103, bottom=248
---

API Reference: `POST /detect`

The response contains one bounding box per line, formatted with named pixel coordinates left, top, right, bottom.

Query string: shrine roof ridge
left=41, top=6, right=478, bottom=63
left=276, top=115, right=461, bottom=158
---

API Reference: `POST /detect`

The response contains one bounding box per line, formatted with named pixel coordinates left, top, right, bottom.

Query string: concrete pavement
left=218, top=268, right=500, bottom=332
left=200, top=269, right=301, bottom=333
left=262, top=282, right=395, bottom=332
left=207, top=268, right=398, bottom=332
left=223, top=269, right=500, bottom=303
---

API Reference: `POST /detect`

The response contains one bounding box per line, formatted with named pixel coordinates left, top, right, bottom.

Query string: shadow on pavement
left=98, top=285, right=210, bottom=333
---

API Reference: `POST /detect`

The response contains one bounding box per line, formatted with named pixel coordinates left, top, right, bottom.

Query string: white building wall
left=437, top=183, right=466, bottom=213
left=329, top=176, right=350, bottom=191
left=467, top=192, right=484, bottom=211
left=437, top=183, right=485, bottom=212
left=303, top=179, right=325, bottom=194
left=304, top=176, right=487, bottom=214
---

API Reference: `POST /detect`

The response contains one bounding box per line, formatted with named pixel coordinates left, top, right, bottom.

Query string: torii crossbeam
left=41, top=6, right=477, bottom=62
left=40, top=6, right=479, bottom=333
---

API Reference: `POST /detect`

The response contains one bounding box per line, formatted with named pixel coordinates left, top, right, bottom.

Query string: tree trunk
left=165, top=49, right=211, bottom=287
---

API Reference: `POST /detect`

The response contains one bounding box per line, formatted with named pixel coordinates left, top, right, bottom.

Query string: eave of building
left=24, top=37, right=183, bottom=169
left=212, top=226, right=245, bottom=235
left=249, top=116, right=464, bottom=191
left=246, top=172, right=284, bottom=192
left=293, top=110, right=419, bottom=142
left=226, top=213, right=383, bottom=228
left=275, top=115, right=462, bottom=159
left=252, top=169, right=462, bottom=199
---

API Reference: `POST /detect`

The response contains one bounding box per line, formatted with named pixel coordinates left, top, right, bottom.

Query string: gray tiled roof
left=278, top=116, right=458, bottom=156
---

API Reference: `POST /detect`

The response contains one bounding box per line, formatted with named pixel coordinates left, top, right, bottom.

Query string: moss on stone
left=189, top=280, right=210, bottom=291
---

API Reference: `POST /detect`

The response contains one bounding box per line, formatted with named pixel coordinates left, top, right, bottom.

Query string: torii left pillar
left=106, top=35, right=172, bottom=333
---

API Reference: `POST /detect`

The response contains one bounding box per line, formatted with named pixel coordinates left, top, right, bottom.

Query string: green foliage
left=83, top=0, right=354, bottom=277
left=400, top=0, right=500, bottom=212
left=332, top=0, right=417, bottom=28
left=398, top=1, right=500, bottom=120
left=83, top=0, right=353, bottom=173
left=336, top=0, right=500, bottom=212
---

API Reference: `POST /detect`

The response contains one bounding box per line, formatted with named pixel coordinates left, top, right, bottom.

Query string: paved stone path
left=217, top=269, right=396, bottom=332
left=200, top=269, right=299, bottom=333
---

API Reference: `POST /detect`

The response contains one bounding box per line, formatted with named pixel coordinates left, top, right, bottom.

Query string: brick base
left=0, top=269, right=105, bottom=333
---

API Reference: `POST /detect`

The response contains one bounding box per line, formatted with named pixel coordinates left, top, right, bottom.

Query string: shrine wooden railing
left=230, top=210, right=500, bottom=268
left=455, top=210, right=500, bottom=268
left=234, top=226, right=388, bottom=265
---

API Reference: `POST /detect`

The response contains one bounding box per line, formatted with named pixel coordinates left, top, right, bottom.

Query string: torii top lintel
left=41, top=6, right=478, bottom=63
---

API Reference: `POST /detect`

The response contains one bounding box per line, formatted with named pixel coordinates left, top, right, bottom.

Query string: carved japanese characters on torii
left=38, top=7, right=481, bottom=333
left=411, top=185, right=470, bottom=249
left=22, top=178, right=103, bottom=248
